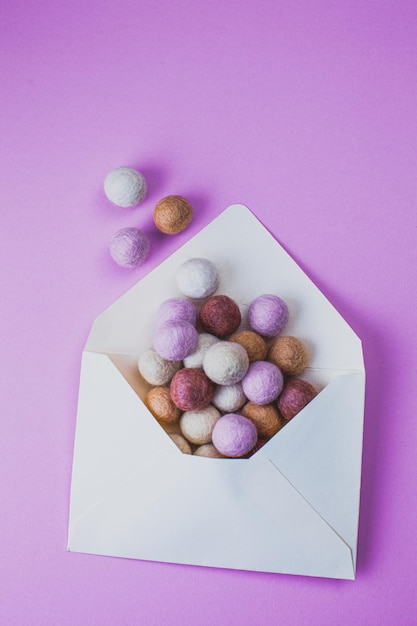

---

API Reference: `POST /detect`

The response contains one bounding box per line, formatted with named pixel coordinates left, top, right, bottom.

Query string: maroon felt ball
left=277, top=378, right=318, bottom=420
left=199, top=295, right=241, bottom=338
left=170, top=368, right=216, bottom=411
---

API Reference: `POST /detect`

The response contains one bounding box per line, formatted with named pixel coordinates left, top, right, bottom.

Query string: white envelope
left=67, top=205, right=365, bottom=579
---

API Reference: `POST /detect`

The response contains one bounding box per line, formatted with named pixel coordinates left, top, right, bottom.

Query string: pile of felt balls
left=138, top=257, right=318, bottom=458
left=104, top=166, right=193, bottom=267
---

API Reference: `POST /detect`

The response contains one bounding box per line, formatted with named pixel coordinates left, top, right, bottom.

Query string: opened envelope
left=68, top=205, right=365, bottom=579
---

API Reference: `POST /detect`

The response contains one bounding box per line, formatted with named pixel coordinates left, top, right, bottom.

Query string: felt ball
left=241, top=402, right=286, bottom=439
left=156, top=298, right=197, bottom=327
left=170, top=433, right=192, bottom=454
left=241, top=361, right=284, bottom=405
left=154, top=195, right=193, bottom=234
left=212, top=383, right=246, bottom=413
left=145, top=386, right=181, bottom=425
left=180, top=405, right=221, bottom=445
left=252, top=439, right=268, bottom=454
left=104, top=166, right=147, bottom=207
left=176, top=258, right=219, bottom=300
left=183, top=333, right=220, bottom=368
left=212, top=414, right=258, bottom=458
left=138, top=349, right=181, bottom=386
left=153, top=319, right=198, bottom=361
left=268, top=335, right=309, bottom=376
left=228, top=330, right=268, bottom=362
left=199, top=295, right=241, bottom=338
left=110, top=227, right=150, bottom=268
left=170, top=368, right=216, bottom=411
left=193, top=444, right=225, bottom=458
left=203, top=341, right=249, bottom=385
left=160, top=422, right=180, bottom=436
left=248, top=294, right=289, bottom=337
left=277, top=378, right=318, bottom=420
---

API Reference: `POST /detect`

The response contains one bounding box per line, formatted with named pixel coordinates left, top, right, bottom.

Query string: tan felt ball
left=194, top=444, right=225, bottom=458
left=145, top=386, right=181, bottom=425
left=180, top=404, right=221, bottom=445
left=228, top=330, right=268, bottom=362
left=241, top=402, right=286, bottom=439
left=268, top=335, right=309, bottom=376
left=170, top=433, right=192, bottom=454
left=154, top=195, right=193, bottom=234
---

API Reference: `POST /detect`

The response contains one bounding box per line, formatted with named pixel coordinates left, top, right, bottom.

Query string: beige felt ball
left=138, top=349, right=181, bottom=386
left=154, top=195, right=193, bottom=234
left=268, top=336, right=309, bottom=376
left=228, top=330, right=268, bottom=362
left=180, top=404, right=221, bottom=445
left=194, top=444, right=225, bottom=458
left=203, top=341, right=249, bottom=385
left=145, top=386, right=181, bottom=425
left=241, top=402, right=286, bottom=439
left=170, top=433, right=192, bottom=454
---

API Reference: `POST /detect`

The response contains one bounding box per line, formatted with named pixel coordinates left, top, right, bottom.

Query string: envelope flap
left=69, top=452, right=354, bottom=579
left=85, top=205, right=364, bottom=373
left=69, top=352, right=180, bottom=528
left=257, top=372, right=365, bottom=568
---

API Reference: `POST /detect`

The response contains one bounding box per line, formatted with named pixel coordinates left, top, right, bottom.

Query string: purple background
left=1, top=1, right=416, bottom=624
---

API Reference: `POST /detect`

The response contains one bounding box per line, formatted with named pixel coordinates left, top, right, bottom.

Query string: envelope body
left=68, top=205, right=365, bottom=580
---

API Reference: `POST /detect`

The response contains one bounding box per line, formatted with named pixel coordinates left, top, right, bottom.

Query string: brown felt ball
left=241, top=402, right=286, bottom=439
left=277, top=378, right=318, bottom=420
left=170, top=433, right=192, bottom=454
left=268, top=335, right=309, bottom=376
left=170, top=367, right=216, bottom=411
left=228, top=330, right=268, bottom=362
left=199, top=295, right=241, bottom=338
left=145, top=386, right=181, bottom=425
left=153, top=195, right=193, bottom=234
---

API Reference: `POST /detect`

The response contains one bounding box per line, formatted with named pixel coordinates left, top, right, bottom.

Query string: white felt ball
left=203, top=341, right=249, bottom=385
left=176, top=258, right=219, bottom=299
left=170, top=434, right=192, bottom=454
left=104, top=166, right=147, bottom=207
left=180, top=405, right=221, bottom=445
left=183, top=333, right=220, bottom=368
left=212, top=383, right=247, bottom=413
left=138, top=348, right=181, bottom=386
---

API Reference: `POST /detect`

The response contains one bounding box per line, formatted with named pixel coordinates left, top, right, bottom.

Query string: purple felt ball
left=153, top=319, right=198, bottom=361
left=241, top=361, right=284, bottom=405
left=248, top=294, right=289, bottom=337
left=156, top=298, right=197, bottom=327
left=110, top=227, right=150, bottom=268
left=212, top=414, right=258, bottom=458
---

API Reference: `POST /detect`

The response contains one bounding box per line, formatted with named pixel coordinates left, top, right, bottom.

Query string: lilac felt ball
left=156, top=298, right=197, bottom=327
left=153, top=319, right=198, bottom=361
left=248, top=294, right=289, bottom=337
left=110, top=227, right=150, bottom=268
left=241, top=361, right=284, bottom=405
left=212, top=414, right=258, bottom=458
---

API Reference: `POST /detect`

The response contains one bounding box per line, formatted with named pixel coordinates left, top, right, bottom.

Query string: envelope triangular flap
left=85, top=205, right=363, bottom=374
left=258, top=372, right=365, bottom=569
